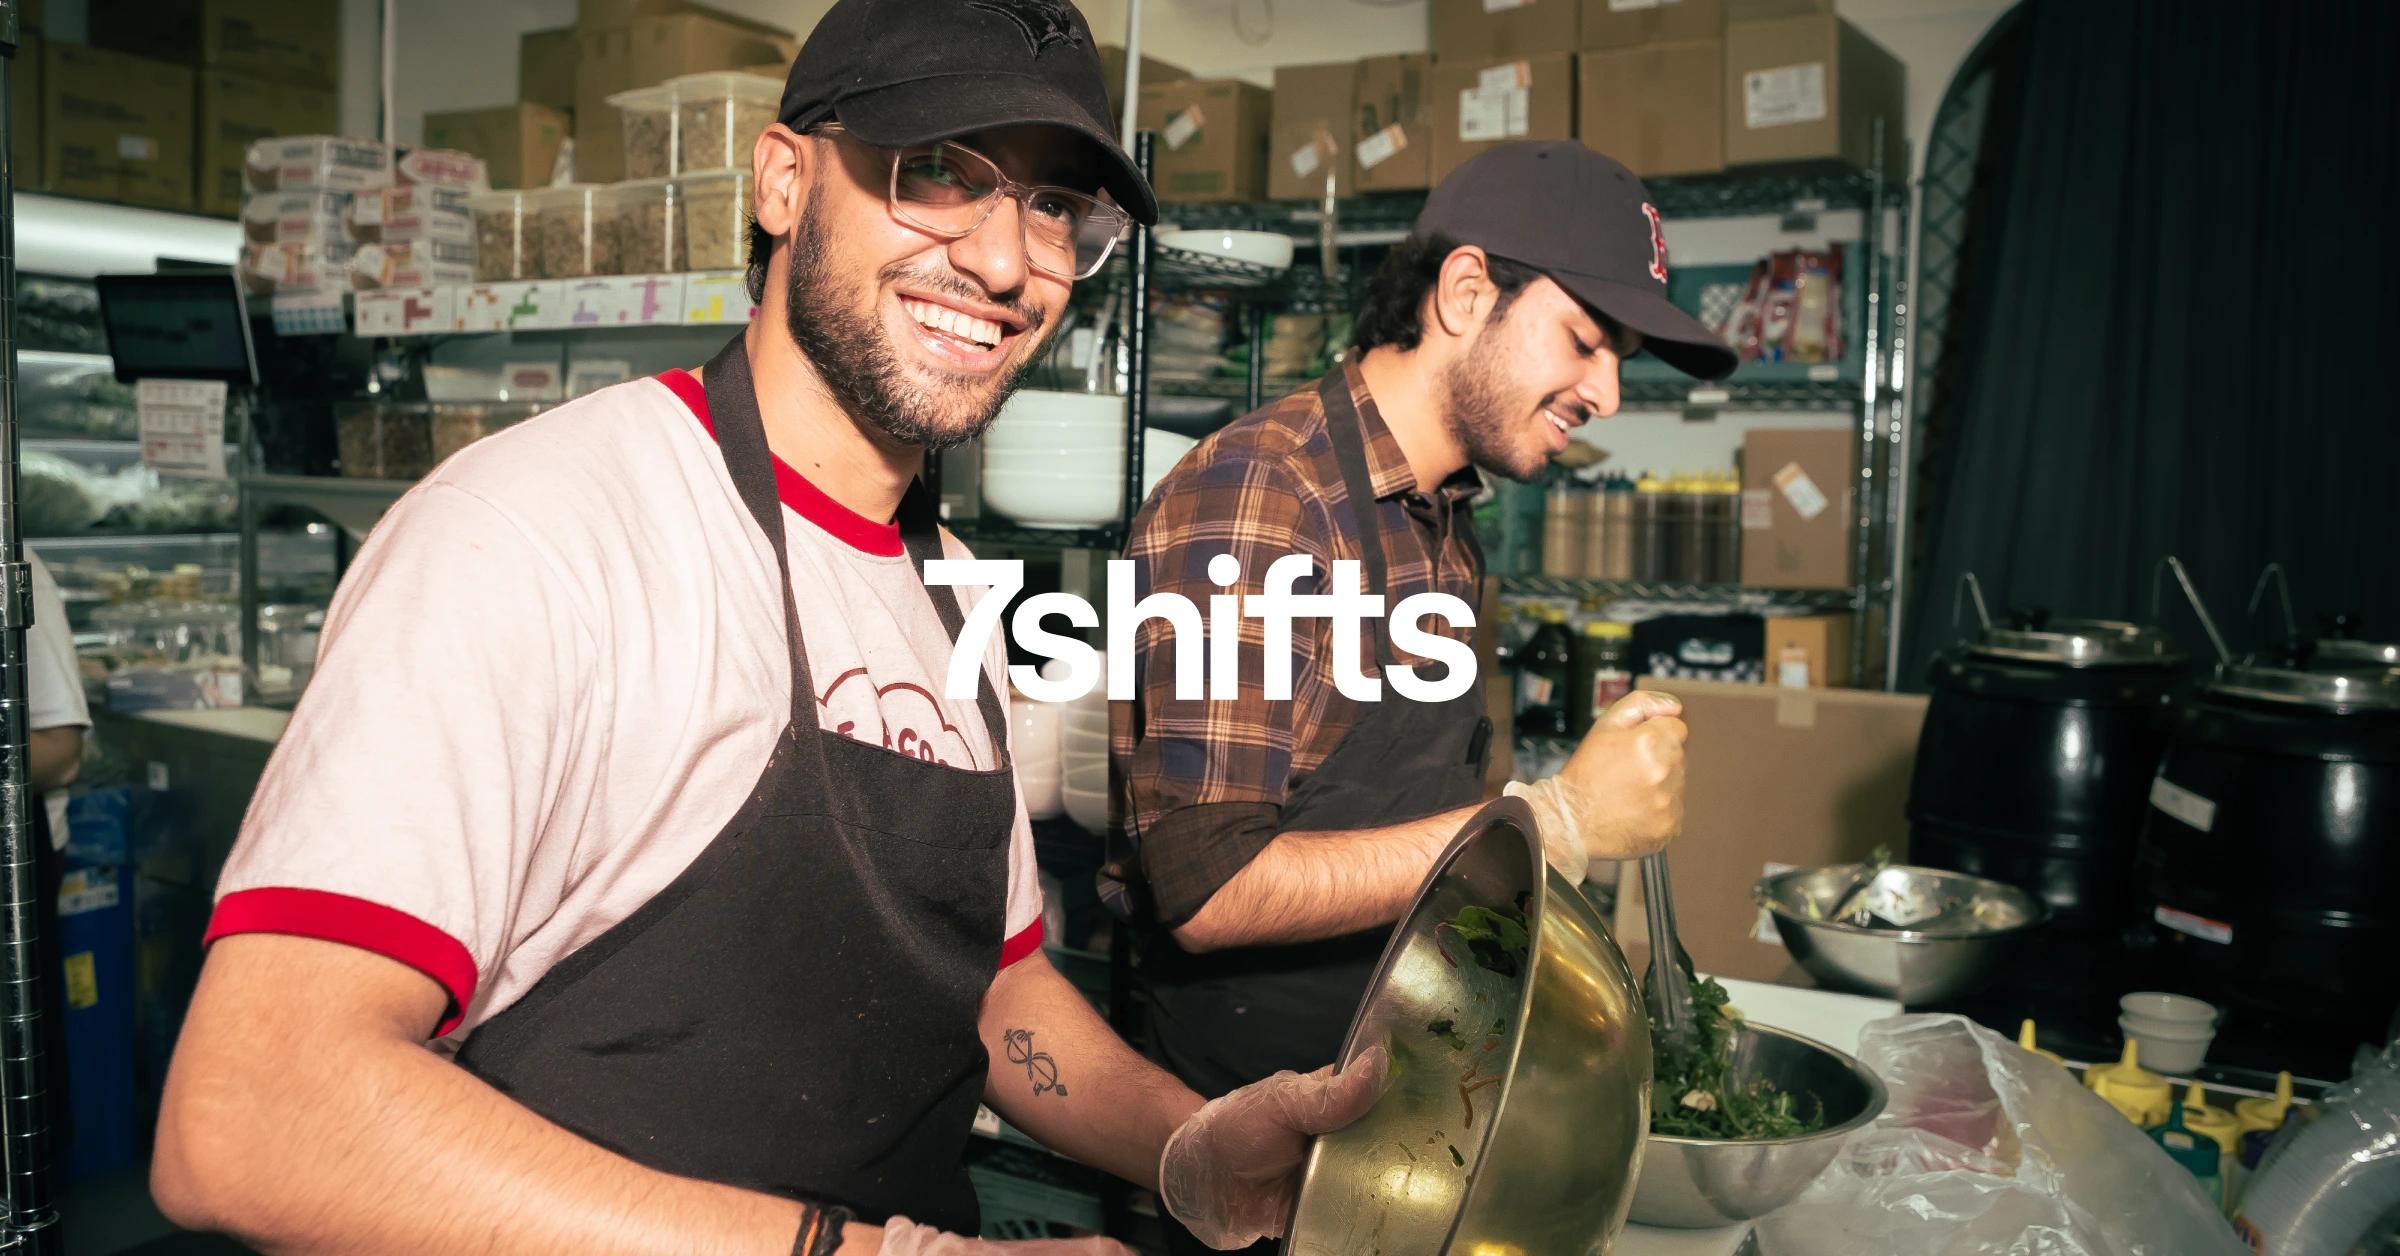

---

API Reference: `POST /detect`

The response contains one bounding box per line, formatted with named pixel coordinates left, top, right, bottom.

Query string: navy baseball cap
left=1416, top=141, right=1736, bottom=380
left=778, top=0, right=1158, bottom=225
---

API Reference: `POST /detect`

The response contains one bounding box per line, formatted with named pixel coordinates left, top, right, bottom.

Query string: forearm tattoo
left=1003, top=1028, right=1068, bottom=1098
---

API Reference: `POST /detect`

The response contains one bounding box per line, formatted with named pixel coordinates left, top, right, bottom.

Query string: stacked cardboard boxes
left=89, top=0, right=341, bottom=216
left=1136, top=79, right=1273, bottom=203
left=573, top=1, right=796, bottom=183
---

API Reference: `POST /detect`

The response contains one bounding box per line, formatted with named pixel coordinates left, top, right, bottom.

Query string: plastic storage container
left=670, top=72, right=781, bottom=173
left=338, top=402, right=539, bottom=480
left=469, top=189, right=529, bottom=281
left=601, top=178, right=679, bottom=275
left=609, top=84, right=677, bottom=180
left=677, top=169, right=752, bottom=271
left=527, top=185, right=609, bottom=278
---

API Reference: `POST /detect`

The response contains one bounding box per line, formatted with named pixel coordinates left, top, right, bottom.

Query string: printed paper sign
left=683, top=271, right=755, bottom=325
left=1478, top=62, right=1530, bottom=95
left=136, top=379, right=228, bottom=480
left=1610, top=0, right=1665, bottom=10
left=1745, top=63, right=1830, bottom=130
left=1288, top=143, right=1322, bottom=179
left=1459, top=87, right=1512, bottom=143
left=1773, top=462, right=1830, bottom=520
left=1356, top=124, right=1407, bottom=170
left=1483, top=0, right=1532, bottom=10
left=1741, top=488, right=1775, bottom=531
left=1163, top=107, right=1204, bottom=151
left=118, top=135, right=158, bottom=161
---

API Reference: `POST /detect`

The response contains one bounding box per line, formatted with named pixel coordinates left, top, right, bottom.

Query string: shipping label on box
left=353, top=287, right=456, bottom=338
left=683, top=271, right=756, bottom=325
left=1431, top=52, right=1573, bottom=183
left=1744, top=62, right=1828, bottom=128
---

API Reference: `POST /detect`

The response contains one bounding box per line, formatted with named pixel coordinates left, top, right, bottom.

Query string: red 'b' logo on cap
left=1642, top=203, right=1669, bottom=285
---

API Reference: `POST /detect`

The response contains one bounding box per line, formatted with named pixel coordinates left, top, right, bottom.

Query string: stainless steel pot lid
left=2313, top=638, right=2400, bottom=671
left=1969, top=619, right=2182, bottom=667
left=2209, top=663, right=2400, bottom=711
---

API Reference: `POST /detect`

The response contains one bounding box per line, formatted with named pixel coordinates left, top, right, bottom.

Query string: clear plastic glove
left=1157, top=1045, right=1391, bottom=1249
left=1507, top=690, right=1686, bottom=877
left=876, top=1216, right=1134, bottom=1256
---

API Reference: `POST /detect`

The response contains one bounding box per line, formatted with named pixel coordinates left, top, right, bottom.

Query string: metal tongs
left=1640, top=853, right=1700, bottom=1046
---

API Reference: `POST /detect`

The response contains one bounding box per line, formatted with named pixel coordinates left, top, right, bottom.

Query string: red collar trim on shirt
left=657, top=369, right=906, bottom=558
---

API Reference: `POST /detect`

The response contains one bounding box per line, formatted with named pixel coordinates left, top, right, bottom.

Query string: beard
left=780, top=188, right=1049, bottom=453
left=1440, top=321, right=1545, bottom=482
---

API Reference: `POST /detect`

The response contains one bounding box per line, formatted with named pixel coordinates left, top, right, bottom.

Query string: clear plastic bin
left=244, top=136, right=393, bottom=192
left=469, top=190, right=528, bottom=281
left=601, top=178, right=679, bottom=275
left=609, top=84, right=677, bottom=181
left=670, top=72, right=780, bottom=173
left=676, top=170, right=752, bottom=272
left=527, top=185, right=612, bottom=278
left=338, top=402, right=541, bottom=480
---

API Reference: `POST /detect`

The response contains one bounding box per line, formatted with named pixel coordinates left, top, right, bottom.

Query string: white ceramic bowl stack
left=1038, top=655, right=1112, bottom=834
left=1011, top=689, right=1062, bottom=821
left=983, top=390, right=1127, bottom=529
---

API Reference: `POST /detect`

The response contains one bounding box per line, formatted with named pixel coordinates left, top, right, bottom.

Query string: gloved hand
left=1507, top=690, right=1687, bottom=880
left=1157, top=1045, right=1391, bottom=1249
left=877, top=1216, right=1134, bottom=1255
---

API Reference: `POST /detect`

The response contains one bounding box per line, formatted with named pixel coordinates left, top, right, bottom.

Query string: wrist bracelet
left=794, top=1204, right=854, bottom=1256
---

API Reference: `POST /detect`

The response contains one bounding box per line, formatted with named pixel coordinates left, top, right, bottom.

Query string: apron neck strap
left=1317, top=371, right=1399, bottom=667
left=896, top=479, right=1011, bottom=758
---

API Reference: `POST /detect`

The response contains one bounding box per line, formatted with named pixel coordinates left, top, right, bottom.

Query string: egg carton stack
left=237, top=138, right=491, bottom=297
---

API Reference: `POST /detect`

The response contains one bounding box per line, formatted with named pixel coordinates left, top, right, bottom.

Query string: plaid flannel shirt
left=1110, top=362, right=1483, bottom=925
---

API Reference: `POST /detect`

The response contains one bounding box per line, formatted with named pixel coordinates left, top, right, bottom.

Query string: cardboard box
left=1136, top=78, right=1271, bottom=203
left=92, top=0, right=339, bottom=86
left=1610, top=678, right=1926, bottom=983
left=1724, top=13, right=1906, bottom=174
left=1581, top=0, right=1724, bottom=49
left=1352, top=53, right=1433, bottom=192
left=45, top=42, right=195, bottom=212
left=424, top=104, right=570, bottom=191
left=1268, top=61, right=1356, bottom=201
left=1762, top=613, right=1855, bottom=688
left=1739, top=427, right=1856, bottom=589
left=1727, top=0, right=1832, bottom=17
left=12, top=31, right=41, bottom=191
left=1578, top=40, right=1723, bottom=176
left=575, top=11, right=797, bottom=183
left=1431, top=0, right=1580, bottom=61
left=199, top=69, right=338, bottom=217
left=521, top=27, right=580, bottom=112
left=1098, top=44, right=1190, bottom=121
left=1429, top=52, right=1576, bottom=185
left=18, top=0, right=41, bottom=30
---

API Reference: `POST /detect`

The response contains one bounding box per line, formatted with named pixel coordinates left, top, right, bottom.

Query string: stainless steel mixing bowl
left=1756, top=863, right=2049, bottom=1004
left=1627, top=1022, right=1887, bottom=1228
left=1286, top=798, right=1652, bottom=1256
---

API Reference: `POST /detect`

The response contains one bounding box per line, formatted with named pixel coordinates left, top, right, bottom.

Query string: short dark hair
left=745, top=219, right=773, bottom=303
left=1350, top=233, right=1545, bottom=354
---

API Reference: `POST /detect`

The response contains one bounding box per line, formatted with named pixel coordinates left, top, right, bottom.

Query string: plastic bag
left=1754, top=1014, right=2248, bottom=1256
left=2233, top=1039, right=2400, bottom=1254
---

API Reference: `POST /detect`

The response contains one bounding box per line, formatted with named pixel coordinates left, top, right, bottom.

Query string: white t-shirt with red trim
left=208, top=371, right=1045, bottom=1040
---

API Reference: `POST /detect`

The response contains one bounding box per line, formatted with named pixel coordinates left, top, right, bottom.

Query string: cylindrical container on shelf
left=601, top=178, right=679, bottom=275
left=1673, top=472, right=1710, bottom=584
left=1542, top=478, right=1588, bottom=579
left=1601, top=476, right=1636, bottom=580
left=526, top=185, right=606, bottom=279
left=1568, top=620, right=1634, bottom=737
left=467, top=189, right=527, bottom=281
left=1709, top=473, right=1745, bottom=583
left=1630, top=473, right=1666, bottom=581
left=609, top=84, right=677, bottom=180
left=1580, top=481, right=1610, bottom=580
left=677, top=169, right=753, bottom=272
left=1516, top=608, right=1575, bottom=739
left=669, top=71, right=782, bottom=173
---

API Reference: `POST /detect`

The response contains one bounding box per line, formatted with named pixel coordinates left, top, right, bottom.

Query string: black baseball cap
left=777, top=0, right=1158, bottom=226
left=1416, top=141, right=1736, bottom=380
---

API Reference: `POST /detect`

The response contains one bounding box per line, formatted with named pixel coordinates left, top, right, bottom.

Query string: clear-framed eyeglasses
left=818, top=124, right=1130, bottom=281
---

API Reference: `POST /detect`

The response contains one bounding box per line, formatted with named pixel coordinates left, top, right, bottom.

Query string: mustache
left=877, top=260, right=1048, bottom=335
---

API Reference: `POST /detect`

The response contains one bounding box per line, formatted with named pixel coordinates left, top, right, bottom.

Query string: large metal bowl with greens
left=1629, top=1018, right=1886, bottom=1228
left=1284, top=798, right=1653, bottom=1255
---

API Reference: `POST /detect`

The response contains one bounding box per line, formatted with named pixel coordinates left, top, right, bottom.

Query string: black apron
left=454, top=336, right=1019, bottom=1234
left=1141, top=370, right=1492, bottom=1098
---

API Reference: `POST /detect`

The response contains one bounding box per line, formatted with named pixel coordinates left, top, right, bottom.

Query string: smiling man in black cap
left=152, top=4, right=1378, bottom=1253
left=1113, top=139, right=1736, bottom=1255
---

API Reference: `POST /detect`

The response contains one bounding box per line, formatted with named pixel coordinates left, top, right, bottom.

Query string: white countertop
left=126, top=705, right=292, bottom=744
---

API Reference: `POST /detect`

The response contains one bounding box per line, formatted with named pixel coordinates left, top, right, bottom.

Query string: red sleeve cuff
left=206, top=888, right=479, bottom=1037
left=999, top=919, right=1045, bottom=970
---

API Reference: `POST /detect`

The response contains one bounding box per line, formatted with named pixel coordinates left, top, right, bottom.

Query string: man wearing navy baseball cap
left=155, top=4, right=1378, bottom=1254
left=1115, top=141, right=1730, bottom=1253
